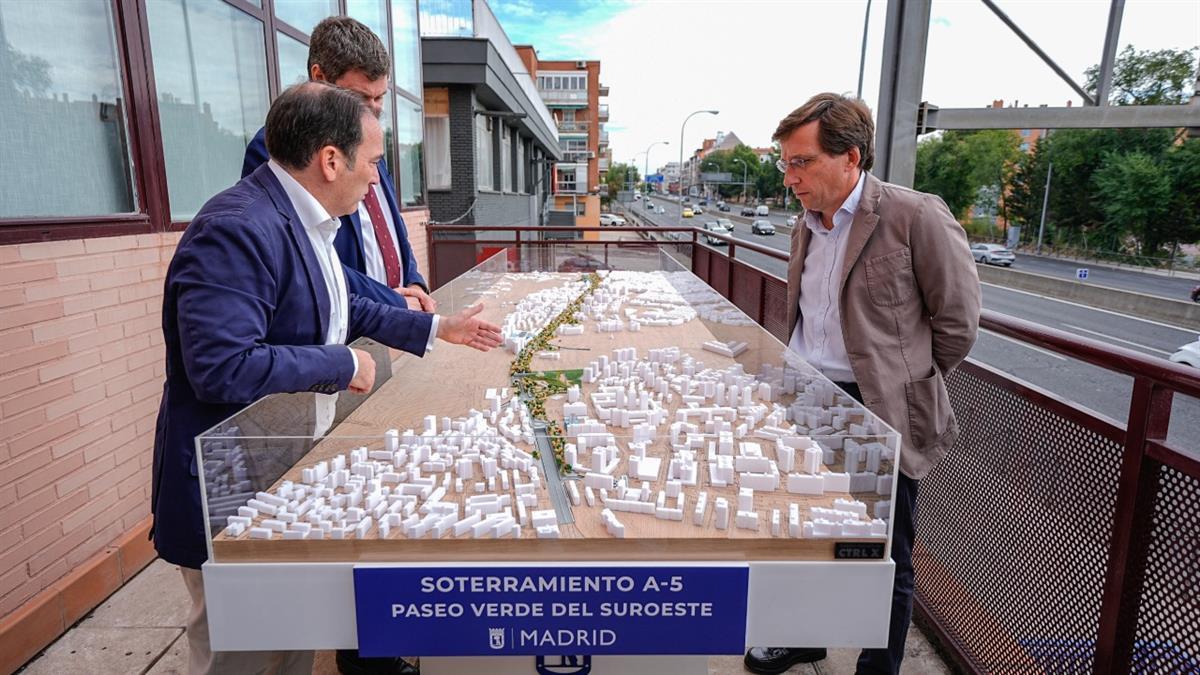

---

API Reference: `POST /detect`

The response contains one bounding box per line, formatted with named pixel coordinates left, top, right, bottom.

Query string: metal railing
left=423, top=224, right=1200, bottom=673
left=557, top=120, right=590, bottom=134
left=539, top=89, right=588, bottom=105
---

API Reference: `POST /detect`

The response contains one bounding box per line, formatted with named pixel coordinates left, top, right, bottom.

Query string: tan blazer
left=787, top=172, right=981, bottom=479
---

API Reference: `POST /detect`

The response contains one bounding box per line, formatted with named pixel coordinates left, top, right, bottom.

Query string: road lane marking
left=980, top=282, right=1196, bottom=334
left=979, top=328, right=1067, bottom=361
left=1060, top=324, right=1173, bottom=356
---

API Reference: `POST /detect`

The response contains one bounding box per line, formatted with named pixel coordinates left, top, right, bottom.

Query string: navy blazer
left=151, top=163, right=435, bottom=569
left=243, top=127, right=428, bottom=293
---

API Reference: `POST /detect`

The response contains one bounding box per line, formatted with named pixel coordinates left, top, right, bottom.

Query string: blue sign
left=353, top=565, right=749, bottom=656
left=1076, top=268, right=1089, bottom=280
left=646, top=174, right=664, bottom=183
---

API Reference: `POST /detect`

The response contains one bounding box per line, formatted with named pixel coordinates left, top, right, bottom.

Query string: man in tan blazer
left=744, top=95, right=980, bottom=675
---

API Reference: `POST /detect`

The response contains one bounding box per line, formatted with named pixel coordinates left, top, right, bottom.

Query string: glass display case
left=197, top=246, right=900, bottom=662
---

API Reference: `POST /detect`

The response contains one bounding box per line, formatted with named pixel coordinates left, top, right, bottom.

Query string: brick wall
left=426, top=86, right=478, bottom=227
left=0, top=233, right=178, bottom=620
left=0, top=218, right=434, bottom=625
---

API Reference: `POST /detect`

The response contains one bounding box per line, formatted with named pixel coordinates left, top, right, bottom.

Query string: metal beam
left=874, top=0, right=932, bottom=187
left=925, top=104, right=1200, bottom=130
left=980, top=0, right=1095, bottom=106
left=1095, top=0, right=1126, bottom=106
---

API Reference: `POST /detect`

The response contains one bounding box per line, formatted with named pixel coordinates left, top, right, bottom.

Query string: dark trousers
left=835, top=382, right=919, bottom=675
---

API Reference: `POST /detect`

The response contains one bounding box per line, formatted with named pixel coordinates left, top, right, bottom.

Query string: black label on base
left=834, top=542, right=886, bottom=559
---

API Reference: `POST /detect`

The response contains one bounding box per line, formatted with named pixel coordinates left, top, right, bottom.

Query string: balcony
left=598, top=157, right=610, bottom=171
left=599, top=130, right=609, bottom=146
left=538, top=88, right=588, bottom=106
left=556, top=119, right=590, bottom=135
left=598, top=104, right=609, bottom=122
left=555, top=179, right=588, bottom=194
left=425, top=220, right=1200, bottom=675
left=562, top=150, right=592, bottom=163
left=599, top=83, right=610, bottom=96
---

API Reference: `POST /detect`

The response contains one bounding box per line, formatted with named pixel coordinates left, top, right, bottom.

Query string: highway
left=620, top=196, right=1199, bottom=451
left=639, top=193, right=1197, bottom=302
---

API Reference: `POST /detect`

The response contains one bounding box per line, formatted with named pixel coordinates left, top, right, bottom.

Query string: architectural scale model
left=203, top=268, right=900, bottom=561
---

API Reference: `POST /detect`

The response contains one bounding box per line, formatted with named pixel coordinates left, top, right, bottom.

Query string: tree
left=914, top=130, right=1021, bottom=223
left=1084, top=45, right=1199, bottom=105
left=756, top=145, right=785, bottom=206
left=1161, top=139, right=1200, bottom=255
left=1092, top=151, right=1171, bottom=255
left=914, top=133, right=974, bottom=219
left=604, top=162, right=639, bottom=200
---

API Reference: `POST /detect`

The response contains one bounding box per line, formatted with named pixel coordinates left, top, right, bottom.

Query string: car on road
left=658, top=206, right=666, bottom=214
left=1170, top=337, right=1200, bottom=368
left=716, top=218, right=734, bottom=230
left=598, top=213, right=626, bottom=226
left=698, top=199, right=708, bottom=206
left=786, top=215, right=798, bottom=227
left=703, top=221, right=730, bottom=246
left=633, top=193, right=641, bottom=200
left=751, top=219, right=775, bottom=235
left=755, top=205, right=770, bottom=216
left=681, top=208, right=694, bottom=218
left=692, top=205, right=704, bottom=214
left=971, top=243, right=1015, bottom=266
left=740, top=206, right=756, bottom=216
left=718, top=203, right=731, bottom=212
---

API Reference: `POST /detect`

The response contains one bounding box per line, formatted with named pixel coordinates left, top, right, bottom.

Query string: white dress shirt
left=357, top=183, right=405, bottom=286
left=788, top=171, right=865, bottom=383
left=268, top=161, right=357, bottom=435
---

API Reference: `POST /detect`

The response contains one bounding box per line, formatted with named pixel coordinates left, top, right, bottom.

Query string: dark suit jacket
left=243, top=127, right=428, bottom=293
left=786, top=172, right=980, bottom=480
left=151, top=163, right=435, bottom=568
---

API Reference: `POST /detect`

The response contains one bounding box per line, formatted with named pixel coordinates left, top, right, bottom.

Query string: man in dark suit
left=243, top=16, right=434, bottom=314
left=152, top=81, right=502, bottom=674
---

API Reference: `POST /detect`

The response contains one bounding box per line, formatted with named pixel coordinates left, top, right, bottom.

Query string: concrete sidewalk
left=19, top=557, right=954, bottom=675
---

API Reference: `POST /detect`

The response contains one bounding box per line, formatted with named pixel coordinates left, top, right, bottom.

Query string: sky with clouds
left=488, top=0, right=1199, bottom=173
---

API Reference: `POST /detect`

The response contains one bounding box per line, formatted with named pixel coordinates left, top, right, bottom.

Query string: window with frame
left=500, top=124, right=511, bottom=193
left=0, top=1, right=137, bottom=218
left=147, top=0, right=269, bottom=220
left=395, top=99, right=424, bottom=206
left=476, top=113, right=493, bottom=190
left=516, top=138, right=525, bottom=194
left=423, top=88, right=451, bottom=190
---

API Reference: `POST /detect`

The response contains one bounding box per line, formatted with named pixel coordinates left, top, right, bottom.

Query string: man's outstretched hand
left=436, top=304, right=503, bottom=352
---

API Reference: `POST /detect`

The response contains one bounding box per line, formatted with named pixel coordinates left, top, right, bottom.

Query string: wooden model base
left=208, top=271, right=899, bottom=562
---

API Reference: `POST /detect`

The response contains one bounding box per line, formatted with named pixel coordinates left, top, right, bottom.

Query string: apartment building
left=516, top=46, right=609, bottom=236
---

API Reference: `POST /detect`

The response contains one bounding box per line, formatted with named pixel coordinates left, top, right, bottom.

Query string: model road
left=620, top=200, right=1199, bottom=451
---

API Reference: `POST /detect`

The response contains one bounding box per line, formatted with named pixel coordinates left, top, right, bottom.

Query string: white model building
left=217, top=271, right=897, bottom=545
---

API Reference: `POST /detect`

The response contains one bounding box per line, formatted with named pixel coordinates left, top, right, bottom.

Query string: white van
left=755, top=205, right=770, bottom=216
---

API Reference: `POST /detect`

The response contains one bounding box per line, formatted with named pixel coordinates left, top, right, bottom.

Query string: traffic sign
left=1076, top=268, right=1089, bottom=280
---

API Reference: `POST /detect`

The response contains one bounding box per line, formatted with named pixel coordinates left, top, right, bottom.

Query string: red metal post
left=1093, top=378, right=1174, bottom=673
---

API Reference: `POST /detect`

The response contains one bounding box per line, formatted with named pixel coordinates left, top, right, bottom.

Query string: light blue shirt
left=788, top=171, right=865, bottom=383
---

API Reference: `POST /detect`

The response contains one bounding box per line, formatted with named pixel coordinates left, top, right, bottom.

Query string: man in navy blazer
left=153, top=82, right=501, bottom=674
left=242, top=16, right=434, bottom=314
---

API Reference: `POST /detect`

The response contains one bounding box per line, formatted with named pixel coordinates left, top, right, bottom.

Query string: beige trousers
left=180, top=567, right=315, bottom=675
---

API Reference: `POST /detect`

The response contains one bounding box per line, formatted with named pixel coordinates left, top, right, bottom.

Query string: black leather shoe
left=336, top=649, right=419, bottom=675
left=743, top=647, right=827, bottom=674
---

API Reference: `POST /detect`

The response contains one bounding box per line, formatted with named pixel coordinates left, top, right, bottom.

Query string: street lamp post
left=643, top=140, right=668, bottom=196
left=732, top=157, right=749, bottom=203
left=678, top=109, right=719, bottom=226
